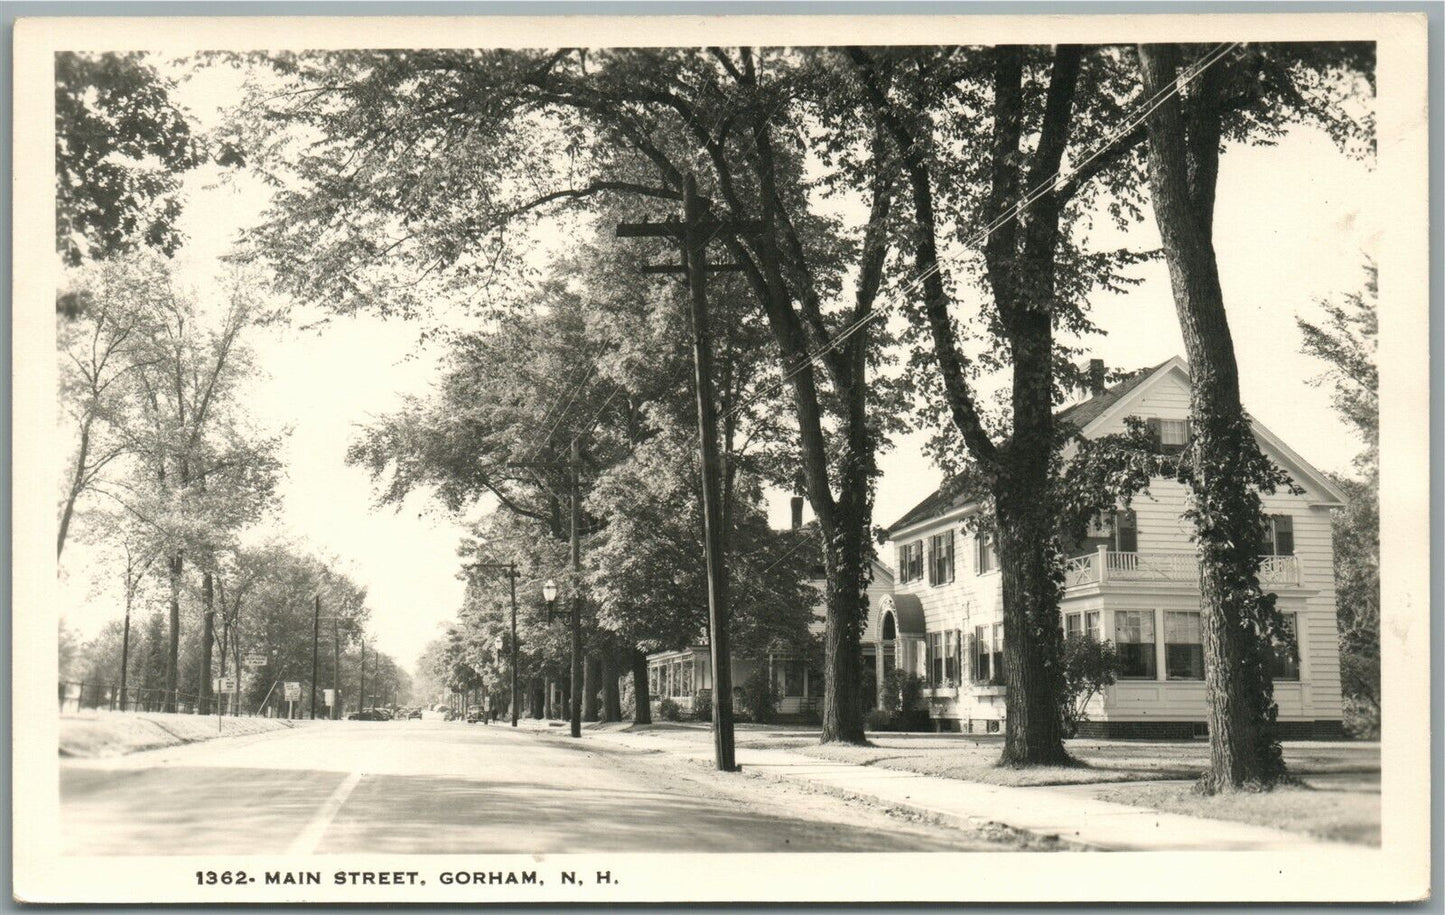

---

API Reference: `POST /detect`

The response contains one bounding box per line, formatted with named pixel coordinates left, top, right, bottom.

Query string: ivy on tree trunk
left=1138, top=43, right=1288, bottom=792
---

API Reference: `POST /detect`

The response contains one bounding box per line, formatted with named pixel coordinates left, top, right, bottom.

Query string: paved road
left=61, top=720, right=996, bottom=855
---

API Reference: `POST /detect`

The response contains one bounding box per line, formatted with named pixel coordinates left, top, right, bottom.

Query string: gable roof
left=884, top=356, right=1344, bottom=538
left=886, top=360, right=1171, bottom=536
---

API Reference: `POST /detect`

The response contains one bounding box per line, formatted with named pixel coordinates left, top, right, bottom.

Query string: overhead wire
left=717, top=41, right=1242, bottom=423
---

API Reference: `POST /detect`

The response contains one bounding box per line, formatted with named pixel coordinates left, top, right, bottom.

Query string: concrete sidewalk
left=524, top=721, right=1349, bottom=852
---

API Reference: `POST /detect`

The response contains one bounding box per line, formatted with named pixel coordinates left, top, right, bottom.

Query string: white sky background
left=56, top=55, right=1379, bottom=674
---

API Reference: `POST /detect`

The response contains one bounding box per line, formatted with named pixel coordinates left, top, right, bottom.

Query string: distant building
left=882, top=356, right=1347, bottom=738
left=647, top=553, right=894, bottom=720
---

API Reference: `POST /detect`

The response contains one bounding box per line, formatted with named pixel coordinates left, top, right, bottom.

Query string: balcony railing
left=1063, top=547, right=1301, bottom=590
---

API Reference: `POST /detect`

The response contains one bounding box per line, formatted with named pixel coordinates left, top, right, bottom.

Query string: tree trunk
left=531, top=679, right=545, bottom=719
left=57, top=414, right=93, bottom=560
left=819, top=404, right=872, bottom=744
left=164, top=552, right=182, bottom=712
left=1139, top=43, right=1286, bottom=792
left=631, top=649, right=652, bottom=725
left=199, top=572, right=215, bottom=715
left=602, top=654, right=622, bottom=723
left=582, top=653, right=600, bottom=722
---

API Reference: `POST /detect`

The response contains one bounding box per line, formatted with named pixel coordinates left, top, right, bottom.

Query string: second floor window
left=1146, top=417, right=1191, bottom=454
left=975, top=531, right=996, bottom=574
left=928, top=531, right=955, bottom=585
left=897, top=540, right=924, bottom=583
left=1115, top=610, right=1157, bottom=679
left=1263, top=515, right=1295, bottom=556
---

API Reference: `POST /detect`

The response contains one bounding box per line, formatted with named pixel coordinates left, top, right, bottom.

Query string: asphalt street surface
left=60, top=720, right=993, bottom=855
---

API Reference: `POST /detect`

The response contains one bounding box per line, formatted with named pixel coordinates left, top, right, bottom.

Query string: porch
left=1063, top=546, right=1301, bottom=592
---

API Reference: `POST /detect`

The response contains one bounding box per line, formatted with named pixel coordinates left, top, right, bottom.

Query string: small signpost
left=284, top=681, right=301, bottom=720
left=243, top=653, right=268, bottom=670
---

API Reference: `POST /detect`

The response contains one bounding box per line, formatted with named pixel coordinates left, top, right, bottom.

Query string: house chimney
left=790, top=496, right=805, bottom=530
left=1088, top=358, right=1107, bottom=395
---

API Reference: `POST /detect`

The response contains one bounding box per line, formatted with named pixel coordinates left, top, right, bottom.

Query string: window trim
left=1270, top=612, right=1302, bottom=681
left=975, top=531, right=996, bottom=576
left=1114, top=609, right=1159, bottom=680
left=1163, top=610, right=1205, bottom=681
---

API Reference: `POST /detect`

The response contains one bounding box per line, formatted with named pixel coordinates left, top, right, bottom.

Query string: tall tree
left=1298, top=262, right=1378, bottom=734
left=100, top=264, right=281, bottom=711
left=56, top=256, right=171, bottom=558
left=848, top=45, right=1155, bottom=765
left=1137, top=41, right=1372, bottom=791
left=241, top=48, right=909, bottom=743
left=54, top=52, right=205, bottom=270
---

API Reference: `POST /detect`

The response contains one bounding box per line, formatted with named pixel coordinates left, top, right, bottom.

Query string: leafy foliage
left=1300, top=263, right=1378, bottom=736
left=1059, top=634, right=1122, bottom=737
left=55, top=53, right=205, bottom=267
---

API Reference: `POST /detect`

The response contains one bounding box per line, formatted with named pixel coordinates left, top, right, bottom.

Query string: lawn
left=1095, top=775, right=1381, bottom=845
left=779, top=733, right=1379, bottom=788
left=59, top=710, right=302, bottom=758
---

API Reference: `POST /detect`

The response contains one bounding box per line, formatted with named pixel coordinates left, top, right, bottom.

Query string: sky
left=55, top=56, right=1379, bottom=674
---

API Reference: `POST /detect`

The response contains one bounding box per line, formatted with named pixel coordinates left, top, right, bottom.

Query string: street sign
left=284, top=681, right=301, bottom=701
left=243, top=653, right=268, bottom=669
left=213, top=676, right=237, bottom=693
left=322, top=688, right=336, bottom=706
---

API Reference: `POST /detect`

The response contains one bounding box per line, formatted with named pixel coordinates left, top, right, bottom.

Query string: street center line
left=286, top=770, right=363, bottom=855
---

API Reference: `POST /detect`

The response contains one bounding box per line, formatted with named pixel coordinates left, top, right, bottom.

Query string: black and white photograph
left=11, top=10, right=1433, bottom=904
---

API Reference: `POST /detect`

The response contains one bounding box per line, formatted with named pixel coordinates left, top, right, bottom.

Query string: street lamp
left=543, top=579, right=558, bottom=622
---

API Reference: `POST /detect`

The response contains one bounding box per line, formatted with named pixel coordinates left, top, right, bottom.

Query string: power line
left=718, top=42, right=1241, bottom=422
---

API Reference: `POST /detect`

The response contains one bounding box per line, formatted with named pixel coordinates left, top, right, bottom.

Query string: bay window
left=1115, top=610, right=1158, bottom=679
left=1064, top=612, right=1083, bottom=639
left=1085, top=611, right=1101, bottom=642
left=1164, top=611, right=1204, bottom=680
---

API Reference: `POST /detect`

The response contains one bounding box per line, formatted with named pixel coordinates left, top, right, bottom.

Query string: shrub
left=739, top=669, right=780, bottom=724
left=692, top=688, right=712, bottom=722
left=658, top=697, right=682, bottom=722
left=1060, top=634, right=1122, bottom=737
left=865, top=708, right=892, bottom=732
left=879, top=669, right=927, bottom=728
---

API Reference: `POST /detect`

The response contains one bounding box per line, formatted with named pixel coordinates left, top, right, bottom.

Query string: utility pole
left=509, top=567, right=519, bottom=727
left=569, top=438, right=583, bottom=739
left=332, top=619, right=341, bottom=719
left=359, top=638, right=366, bottom=713
left=616, top=173, right=758, bottom=772
left=310, top=593, right=320, bottom=719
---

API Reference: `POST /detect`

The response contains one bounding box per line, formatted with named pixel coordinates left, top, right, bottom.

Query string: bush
left=739, top=669, right=780, bottom=724
left=1060, top=634, right=1122, bottom=737
left=878, top=669, right=928, bottom=729
left=658, top=697, right=682, bottom=722
left=865, top=708, right=892, bottom=732
left=691, top=688, right=712, bottom=722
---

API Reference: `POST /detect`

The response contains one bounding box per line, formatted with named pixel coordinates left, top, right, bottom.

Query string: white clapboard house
left=881, top=356, right=1347, bottom=738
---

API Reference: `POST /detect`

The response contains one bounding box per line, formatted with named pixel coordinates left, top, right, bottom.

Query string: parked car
left=407, top=708, right=422, bottom=719
left=347, top=709, right=383, bottom=721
